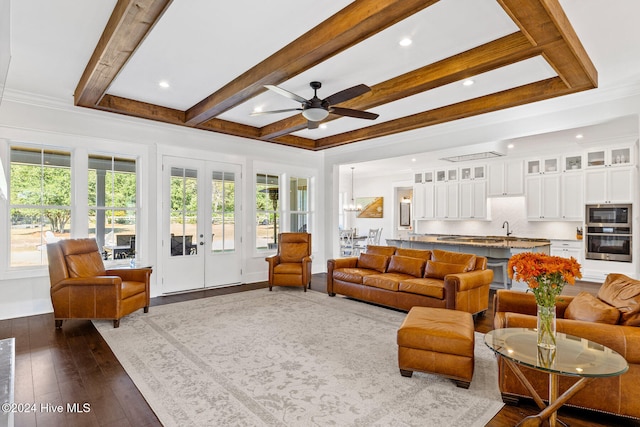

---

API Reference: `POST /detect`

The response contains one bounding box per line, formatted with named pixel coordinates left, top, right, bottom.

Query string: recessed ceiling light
left=399, top=38, right=412, bottom=47
left=411, top=158, right=416, bottom=162
left=576, top=134, right=584, bottom=139
left=508, top=143, right=514, bottom=149
left=462, top=79, right=475, bottom=87
left=253, top=106, right=263, bottom=114
left=158, top=80, right=170, bottom=89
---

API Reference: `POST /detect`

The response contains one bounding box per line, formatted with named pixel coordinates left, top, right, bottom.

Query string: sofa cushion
left=333, top=268, right=379, bottom=284
left=431, top=249, right=476, bottom=272
left=357, top=253, right=390, bottom=273
left=395, top=248, right=431, bottom=261
left=398, top=278, right=445, bottom=299
left=597, top=273, right=640, bottom=326
left=564, top=291, right=620, bottom=325
left=365, top=245, right=397, bottom=256
left=387, top=255, right=426, bottom=277
left=363, top=273, right=413, bottom=291
left=66, top=252, right=107, bottom=278
left=424, top=260, right=467, bottom=280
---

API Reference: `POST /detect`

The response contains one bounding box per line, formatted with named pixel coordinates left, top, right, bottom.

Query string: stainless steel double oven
left=585, top=204, right=632, bottom=262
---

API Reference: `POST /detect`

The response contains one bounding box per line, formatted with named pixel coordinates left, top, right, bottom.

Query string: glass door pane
left=211, top=170, right=236, bottom=252
left=170, top=167, right=198, bottom=257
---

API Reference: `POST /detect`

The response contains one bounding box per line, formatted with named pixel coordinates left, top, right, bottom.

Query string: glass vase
left=537, top=304, right=557, bottom=349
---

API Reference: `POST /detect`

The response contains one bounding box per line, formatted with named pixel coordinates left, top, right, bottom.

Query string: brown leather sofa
left=47, top=238, right=152, bottom=328
left=493, top=273, right=640, bottom=419
left=327, top=246, right=493, bottom=315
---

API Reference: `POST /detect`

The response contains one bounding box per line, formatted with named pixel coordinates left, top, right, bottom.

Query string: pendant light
left=344, top=167, right=362, bottom=212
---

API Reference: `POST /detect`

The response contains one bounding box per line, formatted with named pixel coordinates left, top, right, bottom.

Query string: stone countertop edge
left=387, top=235, right=551, bottom=249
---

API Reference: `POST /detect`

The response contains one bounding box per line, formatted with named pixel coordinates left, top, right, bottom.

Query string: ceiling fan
left=252, top=81, right=379, bottom=129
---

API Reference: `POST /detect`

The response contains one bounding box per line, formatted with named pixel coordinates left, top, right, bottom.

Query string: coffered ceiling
left=65, top=0, right=599, bottom=151
left=7, top=1, right=640, bottom=152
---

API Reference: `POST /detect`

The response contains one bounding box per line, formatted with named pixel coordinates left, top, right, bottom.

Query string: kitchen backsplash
left=410, top=196, right=582, bottom=240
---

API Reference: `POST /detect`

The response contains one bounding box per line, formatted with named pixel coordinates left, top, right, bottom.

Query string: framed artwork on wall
left=356, top=197, right=383, bottom=218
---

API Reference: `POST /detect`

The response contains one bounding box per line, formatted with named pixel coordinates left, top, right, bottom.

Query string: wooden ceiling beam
left=497, top=0, right=597, bottom=89
left=259, top=31, right=541, bottom=140
left=184, top=0, right=440, bottom=126
left=74, top=0, right=173, bottom=107
left=314, top=77, right=588, bottom=149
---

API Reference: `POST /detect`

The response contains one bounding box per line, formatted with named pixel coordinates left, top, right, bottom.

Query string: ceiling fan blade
left=250, top=108, right=302, bottom=116
left=323, top=84, right=371, bottom=106
left=307, top=120, right=320, bottom=130
left=264, top=85, right=308, bottom=104
left=330, top=107, right=379, bottom=120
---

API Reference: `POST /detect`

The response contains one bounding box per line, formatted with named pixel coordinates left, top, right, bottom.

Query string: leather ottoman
left=397, top=307, right=475, bottom=388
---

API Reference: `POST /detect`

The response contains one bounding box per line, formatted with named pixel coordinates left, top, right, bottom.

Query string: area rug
left=94, top=289, right=504, bottom=426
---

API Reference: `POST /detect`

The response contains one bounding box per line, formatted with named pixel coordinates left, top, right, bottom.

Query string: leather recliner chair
left=265, top=233, right=312, bottom=292
left=47, top=238, right=151, bottom=328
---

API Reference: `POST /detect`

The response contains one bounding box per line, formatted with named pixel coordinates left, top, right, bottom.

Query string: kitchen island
left=386, top=235, right=551, bottom=290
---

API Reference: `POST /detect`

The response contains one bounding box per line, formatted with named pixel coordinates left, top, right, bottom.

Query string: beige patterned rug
left=94, top=289, right=504, bottom=426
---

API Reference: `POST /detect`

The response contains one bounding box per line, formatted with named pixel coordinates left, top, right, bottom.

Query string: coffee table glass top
left=485, top=328, right=628, bottom=377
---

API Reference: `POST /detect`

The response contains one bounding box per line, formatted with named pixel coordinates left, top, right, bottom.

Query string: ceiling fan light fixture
left=302, top=107, right=329, bottom=122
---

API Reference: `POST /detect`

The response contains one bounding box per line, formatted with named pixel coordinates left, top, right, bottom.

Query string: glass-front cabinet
left=586, top=147, right=632, bottom=167
left=563, top=154, right=583, bottom=172
left=526, top=157, right=559, bottom=174
left=460, top=165, right=485, bottom=180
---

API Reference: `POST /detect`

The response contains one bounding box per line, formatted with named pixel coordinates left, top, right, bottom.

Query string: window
left=256, top=173, right=279, bottom=249
left=88, top=155, right=137, bottom=262
left=9, top=146, right=71, bottom=267
left=211, top=171, right=235, bottom=252
left=288, top=176, right=309, bottom=233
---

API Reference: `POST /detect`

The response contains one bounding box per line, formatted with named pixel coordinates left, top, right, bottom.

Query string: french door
left=162, top=156, right=242, bottom=293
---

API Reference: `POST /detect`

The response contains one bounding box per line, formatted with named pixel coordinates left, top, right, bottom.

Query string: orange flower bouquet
left=508, top=252, right=582, bottom=349
left=508, top=252, right=582, bottom=306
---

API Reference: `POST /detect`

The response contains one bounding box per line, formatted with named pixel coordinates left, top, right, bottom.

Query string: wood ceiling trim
left=259, top=32, right=542, bottom=140
left=314, top=77, right=584, bottom=149
left=74, top=0, right=173, bottom=107
left=98, top=94, right=185, bottom=125
left=183, top=0, right=440, bottom=126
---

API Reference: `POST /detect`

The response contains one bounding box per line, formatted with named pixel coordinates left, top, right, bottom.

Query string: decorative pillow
left=387, top=255, right=426, bottom=277
left=564, top=291, right=620, bottom=325
left=357, top=253, right=390, bottom=273
left=424, top=260, right=466, bottom=280
left=365, top=245, right=397, bottom=256
left=431, top=249, right=476, bottom=272
left=597, top=273, right=640, bottom=326
left=395, top=248, right=431, bottom=261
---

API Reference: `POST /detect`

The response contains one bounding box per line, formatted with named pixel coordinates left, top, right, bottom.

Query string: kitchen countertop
left=387, top=234, right=551, bottom=249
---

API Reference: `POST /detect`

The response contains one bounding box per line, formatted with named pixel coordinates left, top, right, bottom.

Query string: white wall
left=0, top=92, right=325, bottom=319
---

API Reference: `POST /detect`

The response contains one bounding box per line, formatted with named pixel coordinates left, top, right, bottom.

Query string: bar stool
left=487, top=257, right=509, bottom=289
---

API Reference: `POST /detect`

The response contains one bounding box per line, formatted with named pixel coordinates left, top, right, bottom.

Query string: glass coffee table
left=485, top=328, right=628, bottom=427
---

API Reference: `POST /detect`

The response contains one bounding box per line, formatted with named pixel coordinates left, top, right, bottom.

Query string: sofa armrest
left=444, top=269, right=493, bottom=292
left=327, top=257, right=358, bottom=295
left=51, top=276, right=121, bottom=294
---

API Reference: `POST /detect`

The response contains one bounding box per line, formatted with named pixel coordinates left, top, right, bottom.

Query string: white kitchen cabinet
left=434, top=182, right=458, bottom=219
left=460, top=165, right=485, bottom=181
left=459, top=180, right=487, bottom=219
left=526, top=157, right=560, bottom=175
left=550, top=240, right=583, bottom=263
left=526, top=174, right=561, bottom=220
left=487, top=160, right=524, bottom=196
left=561, top=172, right=584, bottom=220
left=584, top=167, right=634, bottom=204
left=586, top=146, right=632, bottom=168
left=413, top=171, right=435, bottom=220
left=562, top=154, right=583, bottom=172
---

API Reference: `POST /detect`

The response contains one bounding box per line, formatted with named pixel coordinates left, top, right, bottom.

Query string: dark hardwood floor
left=1, top=276, right=638, bottom=427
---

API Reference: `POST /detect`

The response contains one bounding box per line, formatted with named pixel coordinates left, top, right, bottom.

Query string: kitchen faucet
left=502, top=221, right=512, bottom=236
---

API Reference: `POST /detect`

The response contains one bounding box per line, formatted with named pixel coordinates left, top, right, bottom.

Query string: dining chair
left=339, top=229, right=355, bottom=256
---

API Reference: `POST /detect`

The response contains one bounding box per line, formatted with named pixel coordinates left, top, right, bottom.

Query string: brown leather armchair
left=47, top=238, right=151, bottom=328
left=265, top=233, right=312, bottom=292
